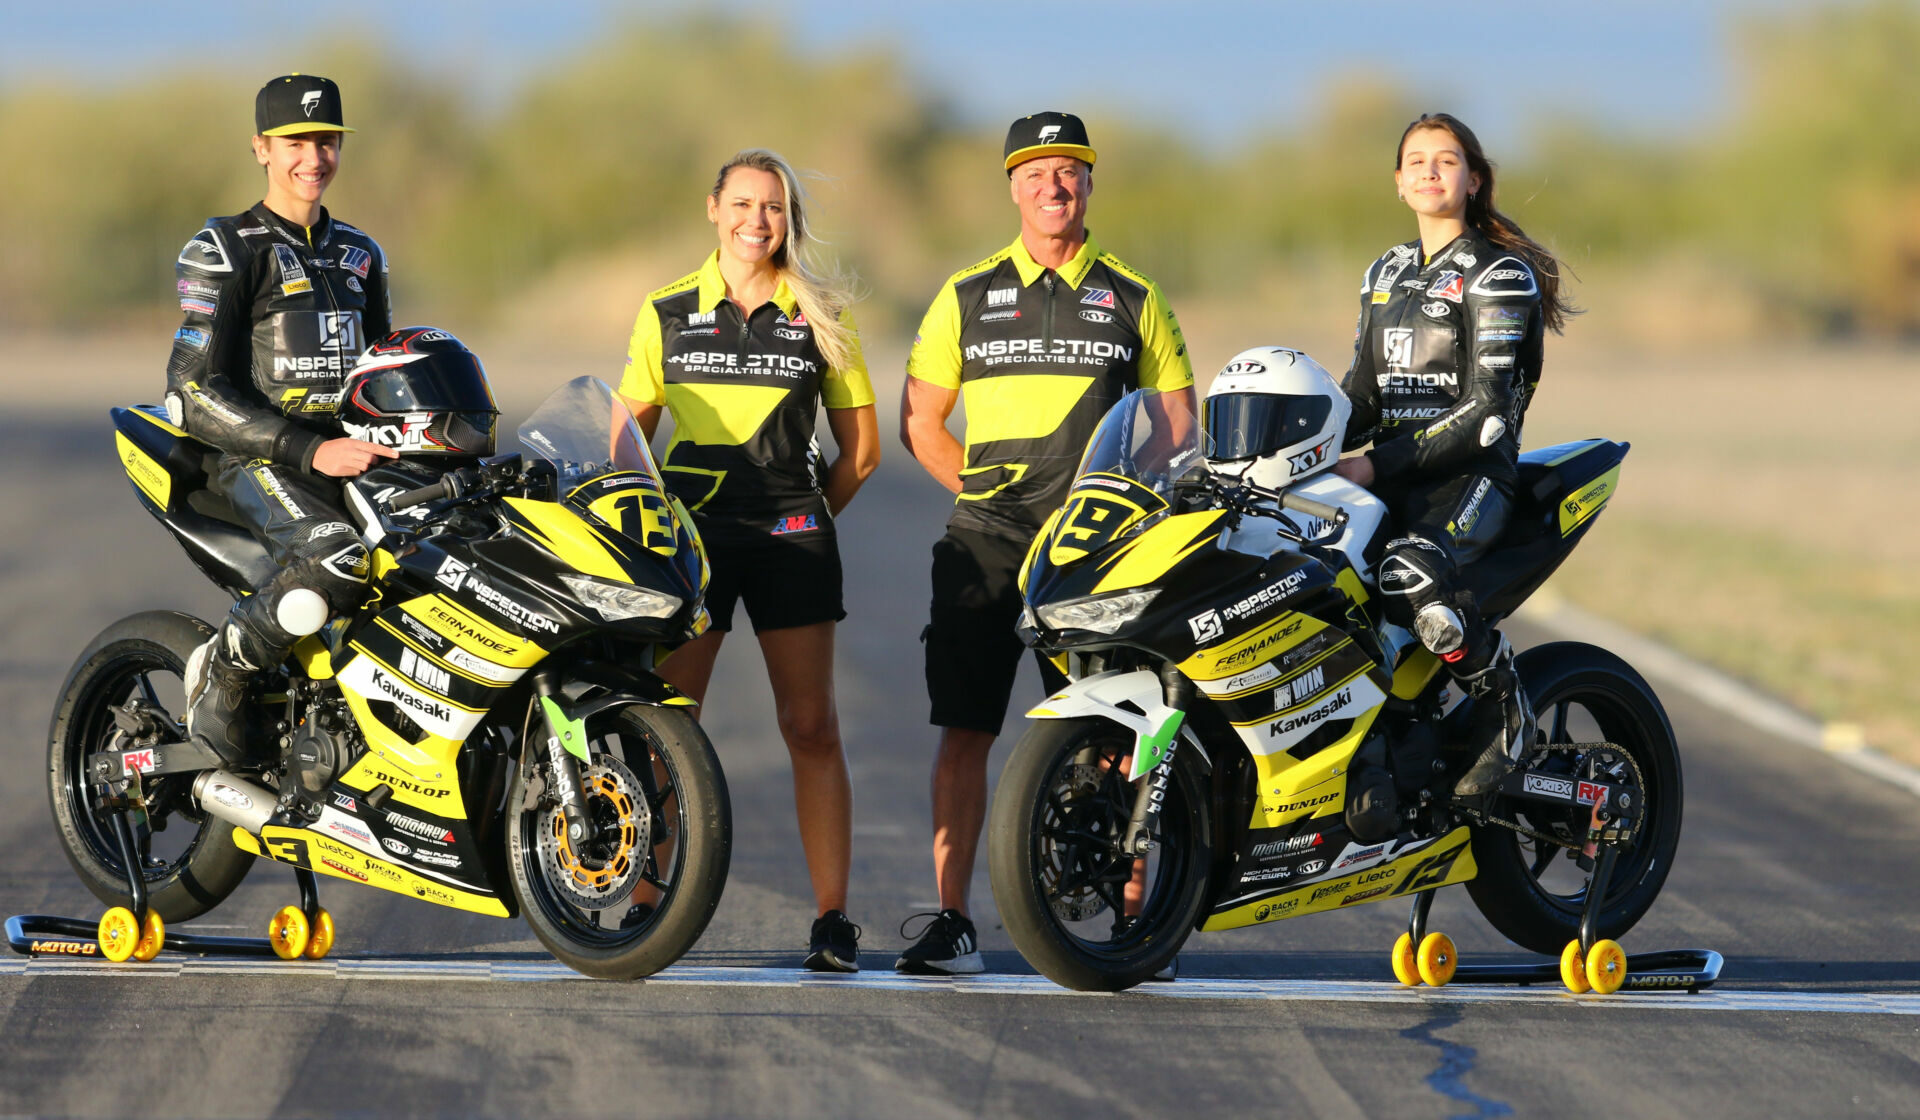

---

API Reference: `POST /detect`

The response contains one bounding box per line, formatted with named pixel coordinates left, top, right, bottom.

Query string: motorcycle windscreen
left=518, top=375, right=705, bottom=592
left=517, top=375, right=666, bottom=491
left=1073, top=386, right=1203, bottom=486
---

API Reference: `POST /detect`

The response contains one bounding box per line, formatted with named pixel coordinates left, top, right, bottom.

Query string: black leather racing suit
left=166, top=202, right=391, bottom=681
left=1341, top=228, right=1544, bottom=669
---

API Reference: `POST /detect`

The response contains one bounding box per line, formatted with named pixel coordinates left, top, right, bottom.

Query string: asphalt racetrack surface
left=4, top=411, right=1919, bottom=1119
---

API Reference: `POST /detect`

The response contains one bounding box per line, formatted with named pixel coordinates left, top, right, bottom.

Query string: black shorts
left=701, top=531, right=846, bottom=634
left=924, top=526, right=1067, bottom=736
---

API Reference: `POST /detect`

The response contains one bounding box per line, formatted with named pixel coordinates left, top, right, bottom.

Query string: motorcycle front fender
left=1026, top=669, right=1211, bottom=775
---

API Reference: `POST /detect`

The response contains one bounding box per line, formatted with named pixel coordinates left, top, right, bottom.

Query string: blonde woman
left=618, top=149, right=879, bottom=971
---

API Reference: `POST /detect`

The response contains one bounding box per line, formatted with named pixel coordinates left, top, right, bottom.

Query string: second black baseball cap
left=256, top=74, right=355, bottom=137
left=1003, top=112, right=1096, bottom=173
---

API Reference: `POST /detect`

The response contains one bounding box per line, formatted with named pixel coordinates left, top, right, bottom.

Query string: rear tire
left=508, top=703, right=730, bottom=979
left=1465, top=641, right=1683, bottom=954
left=990, top=717, right=1210, bottom=992
left=47, top=611, right=254, bottom=922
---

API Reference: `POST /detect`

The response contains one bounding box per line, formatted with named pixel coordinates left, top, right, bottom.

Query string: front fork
left=532, top=671, right=593, bottom=845
left=1120, top=664, right=1195, bottom=858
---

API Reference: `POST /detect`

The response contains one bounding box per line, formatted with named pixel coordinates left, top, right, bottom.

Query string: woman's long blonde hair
left=710, top=149, right=859, bottom=370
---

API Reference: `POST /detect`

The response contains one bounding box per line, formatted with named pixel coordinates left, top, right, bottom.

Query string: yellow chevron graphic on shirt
left=960, top=374, right=1095, bottom=448
left=663, top=383, right=790, bottom=446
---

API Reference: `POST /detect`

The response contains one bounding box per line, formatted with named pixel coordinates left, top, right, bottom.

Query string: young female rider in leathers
left=617, top=150, right=880, bottom=971
left=1331, top=113, right=1577, bottom=795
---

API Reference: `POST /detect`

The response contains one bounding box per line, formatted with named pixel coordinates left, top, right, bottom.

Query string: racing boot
left=184, top=625, right=260, bottom=767
left=1450, top=635, right=1534, bottom=798
left=185, top=587, right=329, bottom=767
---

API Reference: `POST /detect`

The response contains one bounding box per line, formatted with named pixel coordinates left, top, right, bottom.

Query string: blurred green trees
left=2, top=2, right=1914, bottom=337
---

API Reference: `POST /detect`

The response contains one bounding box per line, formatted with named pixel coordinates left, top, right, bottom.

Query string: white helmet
left=1202, top=346, right=1350, bottom=489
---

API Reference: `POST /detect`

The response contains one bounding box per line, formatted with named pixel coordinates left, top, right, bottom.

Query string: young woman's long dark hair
left=1397, top=113, right=1578, bottom=332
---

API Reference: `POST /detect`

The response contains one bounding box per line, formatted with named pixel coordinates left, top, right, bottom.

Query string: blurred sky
left=5, top=0, right=1813, bottom=148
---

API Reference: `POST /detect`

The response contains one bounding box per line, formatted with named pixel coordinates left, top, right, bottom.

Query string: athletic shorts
left=924, top=526, right=1068, bottom=736
left=701, top=531, right=846, bottom=634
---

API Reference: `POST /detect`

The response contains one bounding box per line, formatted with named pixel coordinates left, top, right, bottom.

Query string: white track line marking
left=3, top=957, right=1915, bottom=1015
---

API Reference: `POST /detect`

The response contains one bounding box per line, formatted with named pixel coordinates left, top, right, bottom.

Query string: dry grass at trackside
left=1521, top=345, right=1917, bottom=763
left=12, top=329, right=1915, bottom=764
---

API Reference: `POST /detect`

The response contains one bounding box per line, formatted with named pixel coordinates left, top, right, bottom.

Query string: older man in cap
left=896, top=112, right=1196, bottom=974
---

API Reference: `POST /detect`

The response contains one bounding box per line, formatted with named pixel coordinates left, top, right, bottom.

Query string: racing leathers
left=168, top=202, right=391, bottom=764
left=1341, top=228, right=1544, bottom=793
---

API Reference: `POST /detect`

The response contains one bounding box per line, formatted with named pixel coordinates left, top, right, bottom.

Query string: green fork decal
left=1131, top=710, right=1185, bottom=776
left=540, top=696, right=590, bottom=763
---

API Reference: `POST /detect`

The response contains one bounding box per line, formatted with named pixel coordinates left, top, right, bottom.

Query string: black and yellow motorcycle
left=989, top=389, right=1683, bottom=992
left=44, top=376, right=729, bottom=978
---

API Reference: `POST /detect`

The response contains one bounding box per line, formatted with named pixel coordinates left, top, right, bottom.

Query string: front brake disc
left=535, top=754, right=652, bottom=911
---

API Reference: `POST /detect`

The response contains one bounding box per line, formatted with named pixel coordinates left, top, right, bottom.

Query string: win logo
left=1284, top=665, right=1325, bottom=707
left=399, top=648, right=452, bottom=695
left=987, top=288, right=1017, bottom=308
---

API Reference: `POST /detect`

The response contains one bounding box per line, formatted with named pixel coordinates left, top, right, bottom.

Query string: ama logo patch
left=772, top=514, right=818, bottom=535
left=1081, top=288, right=1115, bottom=309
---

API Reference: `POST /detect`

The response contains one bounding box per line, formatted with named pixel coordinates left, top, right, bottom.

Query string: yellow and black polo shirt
left=907, top=234, right=1193, bottom=541
left=619, top=251, right=874, bottom=546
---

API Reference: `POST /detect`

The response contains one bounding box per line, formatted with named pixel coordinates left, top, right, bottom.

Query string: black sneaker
left=894, top=909, right=984, bottom=975
left=804, top=910, right=861, bottom=973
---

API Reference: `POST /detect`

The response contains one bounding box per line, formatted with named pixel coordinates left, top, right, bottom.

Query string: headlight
left=558, top=574, right=682, bottom=621
left=1034, top=588, right=1160, bottom=634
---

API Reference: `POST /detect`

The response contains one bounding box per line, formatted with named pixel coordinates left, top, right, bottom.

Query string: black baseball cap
left=255, top=74, right=355, bottom=137
left=1004, top=111, right=1096, bottom=174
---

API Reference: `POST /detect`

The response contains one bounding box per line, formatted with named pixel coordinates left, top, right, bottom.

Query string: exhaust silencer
left=191, top=770, right=277, bottom=834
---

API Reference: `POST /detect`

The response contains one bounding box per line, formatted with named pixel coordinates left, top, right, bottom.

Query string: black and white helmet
left=1202, top=346, right=1349, bottom=489
left=338, top=327, right=498, bottom=457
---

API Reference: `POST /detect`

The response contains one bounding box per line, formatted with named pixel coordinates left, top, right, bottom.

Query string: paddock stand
left=1389, top=787, right=1723, bottom=995
left=8, top=789, right=334, bottom=963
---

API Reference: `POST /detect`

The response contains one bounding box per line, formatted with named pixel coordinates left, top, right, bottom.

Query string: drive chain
left=1462, top=741, right=1648, bottom=852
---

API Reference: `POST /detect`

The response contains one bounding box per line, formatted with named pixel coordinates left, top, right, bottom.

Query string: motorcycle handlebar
left=387, top=478, right=452, bottom=511
left=1280, top=491, right=1344, bottom=523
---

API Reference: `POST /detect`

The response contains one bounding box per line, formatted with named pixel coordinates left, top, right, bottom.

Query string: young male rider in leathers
left=174, top=75, right=398, bottom=764
left=1331, top=113, right=1577, bottom=796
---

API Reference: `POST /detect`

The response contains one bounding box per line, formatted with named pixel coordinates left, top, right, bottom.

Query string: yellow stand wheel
left=1586, top=939, right=1628, bottom=995
left=302, top=908, right=335, bottom=961
left=1416, top=932, right=1457, bottom=987
left=132, top=910, right=166, bottom=963
left=1391, top=932, right=1421, bottom=986
left=267, top=905, right=311, bottom=960
left=1559, top=940, right=1591, bottom=994
left=97, top=907, right=140, bottom=963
